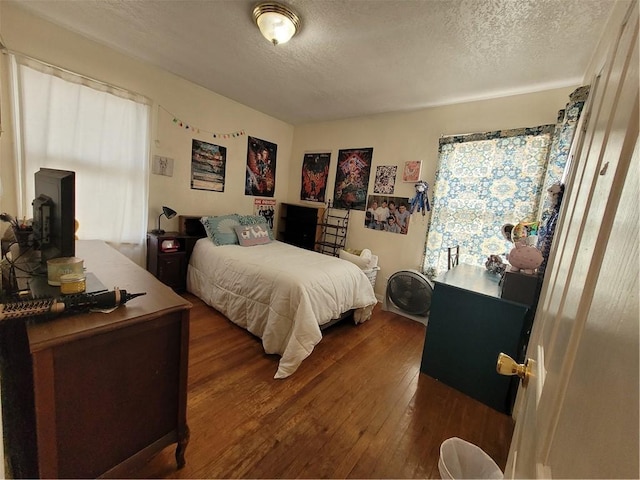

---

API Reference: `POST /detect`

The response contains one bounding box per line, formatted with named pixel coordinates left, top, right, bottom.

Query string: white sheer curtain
left=11, top=54, right=150, bottom=265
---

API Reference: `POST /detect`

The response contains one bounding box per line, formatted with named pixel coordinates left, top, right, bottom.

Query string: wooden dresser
left=0, top=240, right=191, bottom=478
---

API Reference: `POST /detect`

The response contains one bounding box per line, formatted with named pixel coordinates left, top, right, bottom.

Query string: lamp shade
left=151, top=206, right=177, bottom=234
left=162, top=206, right=177, bottom=219
left=253, top=2, right=300, bottom=45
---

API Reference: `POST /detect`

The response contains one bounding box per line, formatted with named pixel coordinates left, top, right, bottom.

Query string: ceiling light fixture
left=253, top=2, right=300, bottom=46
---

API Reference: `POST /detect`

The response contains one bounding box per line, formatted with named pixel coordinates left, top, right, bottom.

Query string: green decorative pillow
left=238, top=215, right=274, bottom=240
left=234, top=225, right=272, bottom=246
left=200, top=214, right=242, bottom=245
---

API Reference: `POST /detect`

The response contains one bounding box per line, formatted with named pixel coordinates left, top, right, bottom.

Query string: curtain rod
left=440, top=124, right=555, bottom=142
left=1, top=45, right=151, bottom=105
left=440, top=132, right=477, bottom=139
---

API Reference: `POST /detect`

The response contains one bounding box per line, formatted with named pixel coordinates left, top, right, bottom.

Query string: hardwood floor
left=132, top=294, right=514, bottom=479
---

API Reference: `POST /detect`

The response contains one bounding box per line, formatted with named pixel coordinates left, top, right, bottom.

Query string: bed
left=187, top=231, right=377, bottom=379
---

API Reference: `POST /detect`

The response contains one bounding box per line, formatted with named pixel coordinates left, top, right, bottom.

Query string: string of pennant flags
left=159, top=104, right=246, bottom=139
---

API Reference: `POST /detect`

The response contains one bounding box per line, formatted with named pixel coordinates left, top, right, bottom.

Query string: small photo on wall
left=365, top=194, right=411, bottom=235
left=152, top=155, right=174, bottom=177
left=333, top=147, right=373, bottom=211
left=246, top=136, right=277, bottom=197
left=402, top=160, right=422, bottom=183
left=191, top=140, right=226, bottom=192
left=301, top=152, right=331, bottom=202
left=254, top=198, right=276, bottom=229
left=373, top=165, right=397, bottom=194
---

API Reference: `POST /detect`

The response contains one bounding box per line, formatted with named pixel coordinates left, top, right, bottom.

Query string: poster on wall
left=253, top=198, right=276, bottom=229
left=365, top=194, right=411, bottom=235
left=402, top=160, right=422, bottom=182
left=301, top=152, right=331, bottom=202
left=190, top=139, right=227, bottom=192
left=332, top=147, right=373, bottom=211
left=373, top=165, right=397, bottom=194
left=245, top=136, right=277, bottom=197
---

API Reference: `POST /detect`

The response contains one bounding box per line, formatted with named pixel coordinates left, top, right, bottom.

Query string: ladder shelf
left=315, top=204, right=349, bottom=257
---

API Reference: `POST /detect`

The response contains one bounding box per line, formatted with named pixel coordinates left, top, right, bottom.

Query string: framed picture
left=190, top=140, right=226, bottom=191
left=301, top=152, right=331, bottom=202
left=402, top=160, right=422, bottom=183
left=373, top=165, right=397, bottom=194
left=152, top=155, right=174, bottom=177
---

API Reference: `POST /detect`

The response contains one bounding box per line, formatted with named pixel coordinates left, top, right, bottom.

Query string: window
left=423, top=126, right=555, bottom=274
left=423, top=87, right=589, bottom=275
left=11, top=54, right=150, bottom=264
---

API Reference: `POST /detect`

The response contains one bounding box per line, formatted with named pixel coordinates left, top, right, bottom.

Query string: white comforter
left=187, top=239, right=377, bottom=378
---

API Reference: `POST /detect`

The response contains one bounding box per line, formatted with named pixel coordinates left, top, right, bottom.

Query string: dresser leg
left=175, top=424, right=190, bottom=469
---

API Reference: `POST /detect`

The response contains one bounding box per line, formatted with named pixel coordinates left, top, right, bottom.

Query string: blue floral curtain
left=536, top=85, right=590, bottom=275
left=423, top=86, right=589, bottom=275
left=537, top=85, right=590, bottom=214
left=423, top=126, right=555, bottom=274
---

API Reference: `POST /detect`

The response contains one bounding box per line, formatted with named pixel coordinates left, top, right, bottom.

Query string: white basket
left=363, top=266, right=380, bottom=288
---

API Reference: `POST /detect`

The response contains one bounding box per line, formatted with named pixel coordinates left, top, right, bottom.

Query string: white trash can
left=438, top=437, right=504, bottom=479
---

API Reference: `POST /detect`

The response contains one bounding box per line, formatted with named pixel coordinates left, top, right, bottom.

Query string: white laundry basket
left=438, top=437, right=504, bottom=479
left=363, top=266, right=380, bottom=288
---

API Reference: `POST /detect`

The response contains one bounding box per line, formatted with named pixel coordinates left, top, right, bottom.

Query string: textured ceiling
left=7, top=0, right=614, bottom=125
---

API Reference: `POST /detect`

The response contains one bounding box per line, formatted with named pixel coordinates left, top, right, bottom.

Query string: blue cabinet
left=420, top=264, right=534, bottom=414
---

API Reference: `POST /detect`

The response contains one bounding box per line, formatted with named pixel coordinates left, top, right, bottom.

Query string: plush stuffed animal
left=485, top=254, right=507, bottom=275
left=409, top=180, right=431, bottom=215
left=537, top=182, right=565, bottom=277
left=507, top=241, right=543, bottom=274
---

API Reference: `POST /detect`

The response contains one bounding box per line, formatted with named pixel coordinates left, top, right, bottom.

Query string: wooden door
left=505, top=2, right=639, bottom=478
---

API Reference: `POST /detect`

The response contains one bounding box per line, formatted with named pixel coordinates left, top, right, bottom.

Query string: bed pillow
left=200, top=214, right=242, bottom=245
left=234, top=224, right=272, bottom=246
left=238, top=214, right=275, bottom=240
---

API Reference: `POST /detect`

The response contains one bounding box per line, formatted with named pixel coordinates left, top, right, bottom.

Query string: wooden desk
left=0, top=240, right=191, bottom=478
left=420, top=264, right=532, bottom=414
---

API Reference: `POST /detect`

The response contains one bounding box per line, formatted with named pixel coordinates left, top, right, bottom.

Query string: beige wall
left=1, top=2, right=577, bottom=297
left=0, top=3, right=295, bottom=235
left=291, top=87, right=573, bottom=296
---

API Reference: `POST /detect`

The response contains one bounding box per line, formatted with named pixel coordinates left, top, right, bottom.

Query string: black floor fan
left=382, top=269, right=433, bottom=325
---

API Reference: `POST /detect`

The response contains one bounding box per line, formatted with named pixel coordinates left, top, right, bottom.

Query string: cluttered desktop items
left=2, top=167, right=77, bottom=293
left=1, top=168, right=146, bottom=315
left=0, top=288, right=146, bottom=322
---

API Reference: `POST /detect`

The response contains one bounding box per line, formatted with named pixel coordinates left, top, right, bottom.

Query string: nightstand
left=147, top=232, right=198, bottom=291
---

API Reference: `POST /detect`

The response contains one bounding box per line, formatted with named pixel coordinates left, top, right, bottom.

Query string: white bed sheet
left=187, top=238, right=377, bottom=378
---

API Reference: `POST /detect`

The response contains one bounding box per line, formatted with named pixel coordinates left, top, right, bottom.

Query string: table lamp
left=151, top=206, right=177, bottom=234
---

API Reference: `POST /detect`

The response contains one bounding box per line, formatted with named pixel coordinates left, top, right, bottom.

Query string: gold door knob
left=496, top=353, right=531, bottom=387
